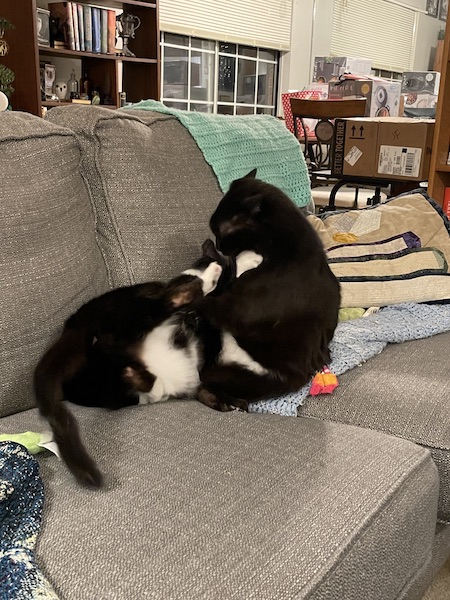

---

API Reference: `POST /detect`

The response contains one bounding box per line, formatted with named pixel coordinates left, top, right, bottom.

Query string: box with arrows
left=331, top=117, right=435, bottom=181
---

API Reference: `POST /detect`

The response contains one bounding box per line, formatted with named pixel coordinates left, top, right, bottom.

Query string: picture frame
left=427, top=0, right=439, bottom=18
left=439, top=0, right=448, bottom=22
left=36, top=8, right=50, bottom=47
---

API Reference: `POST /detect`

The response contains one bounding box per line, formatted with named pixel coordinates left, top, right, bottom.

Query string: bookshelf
left=428, top=16, right=450, bottom=206
left=1, top=0, right=160, bottom=116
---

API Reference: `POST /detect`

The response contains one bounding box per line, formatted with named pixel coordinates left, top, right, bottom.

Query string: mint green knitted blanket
left=123, top=100, right=311, bottom=208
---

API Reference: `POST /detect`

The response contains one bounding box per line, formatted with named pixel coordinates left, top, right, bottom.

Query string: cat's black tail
left=34, top=327, right=103, bottom=487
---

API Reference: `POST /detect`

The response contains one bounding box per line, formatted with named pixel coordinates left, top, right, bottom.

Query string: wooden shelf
left=435, top=164, right=450, bottom=172
left=39, top=45, right=158, bottom=63
left=2, top=0, right=160, bottom=116
left=39, top=46, right=118, bottom=60
left=428, top=15, right=450, bottom=206
left=119, top=55, right=158, bottom=63
left=79, top=0, right=156, bottom=7
left=42, top=100, right=118, bottom=108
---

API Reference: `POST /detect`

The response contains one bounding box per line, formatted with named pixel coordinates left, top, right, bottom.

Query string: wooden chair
left=290, top=97, right=388, bottom=210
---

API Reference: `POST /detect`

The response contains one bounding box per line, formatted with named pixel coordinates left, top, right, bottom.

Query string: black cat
left=194, top=169, right=341, bottom=411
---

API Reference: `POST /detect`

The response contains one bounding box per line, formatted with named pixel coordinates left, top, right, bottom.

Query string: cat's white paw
left=200, top=261, right=223, bottom=294
left=236, top=251, right=263, bottom=277
left=138, top=393, right=152, bottom=405
left=138, top=378, right=167, bottom=404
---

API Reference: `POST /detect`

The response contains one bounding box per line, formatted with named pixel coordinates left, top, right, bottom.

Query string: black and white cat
left=33, top=252, right=258, bottom=487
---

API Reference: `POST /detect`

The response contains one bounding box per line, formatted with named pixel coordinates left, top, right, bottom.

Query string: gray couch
left=1, top=105, right=449, bottom=600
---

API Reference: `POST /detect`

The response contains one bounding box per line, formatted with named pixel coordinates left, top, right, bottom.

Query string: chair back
left=290, top=97, right=367, bottom=169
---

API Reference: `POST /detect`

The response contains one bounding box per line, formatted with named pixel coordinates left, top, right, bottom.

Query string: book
left=444, top=188, right=450, bottom=219
left=48, top=2, right=75, bottom=50
left=100, top=9, right=108, bottom=54
left=77, top=3, right=85, bottom=52
left=71, top=2, right=80, bottom=51
left=107, top=9, right=116, bottom=54
left=91, top=7, right=101, bottom=54
left=83, top=5, right=92, bottom=53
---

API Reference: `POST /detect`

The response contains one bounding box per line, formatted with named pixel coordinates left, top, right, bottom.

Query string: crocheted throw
left=124, top=100, right=311, bottom=208
left=0, top=442, right=58, bottom=599
left=249, top=302, right=450, bottom=416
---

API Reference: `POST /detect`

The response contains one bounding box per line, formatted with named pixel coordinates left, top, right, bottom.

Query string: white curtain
left=331, top=0, right=417, bottom=71
left=159, top=0, right=293, bottom=51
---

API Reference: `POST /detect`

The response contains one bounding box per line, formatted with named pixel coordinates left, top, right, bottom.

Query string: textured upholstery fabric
left=0, top=112, right=109, bottom=417
left=402, top=523, right=450, bottom=600
left=308, top=194, right=450, bottom=307
left=46, top=106, right=223, bottom=288
left=298, top=331, right=450, bottom=523
left=0, top=402, right=439, bottom=600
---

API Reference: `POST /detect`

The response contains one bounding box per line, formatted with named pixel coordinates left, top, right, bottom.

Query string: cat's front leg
left=235, top=250, right=263, bottom=278
left=183, top=261, right=223, bottom=295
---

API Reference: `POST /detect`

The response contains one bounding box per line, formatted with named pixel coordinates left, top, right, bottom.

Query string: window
left=161, top=33, right=279, bottom=115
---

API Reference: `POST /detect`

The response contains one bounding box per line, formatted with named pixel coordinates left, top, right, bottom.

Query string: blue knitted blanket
left=0, top=442, right=58, bottom=599
left=123, top=100, right=311, bottom=208
left=249, top=303, right=450, bottom=416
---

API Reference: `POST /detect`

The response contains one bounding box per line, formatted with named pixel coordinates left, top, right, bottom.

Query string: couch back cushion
left=46, top=106, right=223, bottom=287
left=0, top=112, right=109, bottom=416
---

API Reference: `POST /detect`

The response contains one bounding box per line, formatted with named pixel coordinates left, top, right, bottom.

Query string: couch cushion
left=46, top=105, right=223, bottom=288
left=298, top=330, right=450, bottom=523
left=0, top=111, right=109, bottom=417
left=0, top=401, right=439, bottom=599
left=308, top=193, right=450, bottom=307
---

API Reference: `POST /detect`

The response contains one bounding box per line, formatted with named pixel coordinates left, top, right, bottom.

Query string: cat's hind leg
left=198, top=363, right=285, bottom=412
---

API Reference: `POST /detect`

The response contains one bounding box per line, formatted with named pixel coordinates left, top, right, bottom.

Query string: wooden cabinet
left=1, top=0, right=159, bottom=116
left=428, top=20, right=450, bottom=205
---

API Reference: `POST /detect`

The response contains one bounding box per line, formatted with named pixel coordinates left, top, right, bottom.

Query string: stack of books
left=48, top=2, right=116, bottom=54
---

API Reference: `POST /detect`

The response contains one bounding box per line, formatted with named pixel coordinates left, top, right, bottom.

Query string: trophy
left=116, top=13, right=141, bottom=57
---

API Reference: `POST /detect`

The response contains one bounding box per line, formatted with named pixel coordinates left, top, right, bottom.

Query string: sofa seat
left=0, top=401, right=439, bottom=600
left=298, top=330, right=450, bottom=523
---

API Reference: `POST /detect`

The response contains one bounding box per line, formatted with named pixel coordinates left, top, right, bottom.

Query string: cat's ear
left=243, top=168, right=257, bottom=179
left=201, top=238, right=221, bottom=261
left=164, top=276, right=204, bottom=308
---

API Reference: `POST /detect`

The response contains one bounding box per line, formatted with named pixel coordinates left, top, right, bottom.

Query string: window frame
left=160, top=32, right=279, bottom=115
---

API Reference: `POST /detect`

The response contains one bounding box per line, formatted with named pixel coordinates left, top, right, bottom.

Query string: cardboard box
left=331, top=117, right=435, bottom=181
left=313, top=57, right=373, bottom=83
left=402, top=92, right=438, bottom=109
left=401, top=71, right=441, bottom=95
left=328, top=79, right=402, bottom=117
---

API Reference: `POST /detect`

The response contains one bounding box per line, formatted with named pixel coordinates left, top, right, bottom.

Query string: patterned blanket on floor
left=0, top=442, right=58, bottom=599
left=123, top=100, right=311, bottom=208
left=249, top=302, right=450, bottom=416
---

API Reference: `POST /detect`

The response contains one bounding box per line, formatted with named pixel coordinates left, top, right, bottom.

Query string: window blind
left=331, top=0, right=417, bottom=72
left=159, top=0, right=293, bottom=51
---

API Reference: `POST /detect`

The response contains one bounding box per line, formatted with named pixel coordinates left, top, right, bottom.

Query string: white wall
left=415, top=12, right=445, bottom=69
left=279, top=0, right=444, bottom=112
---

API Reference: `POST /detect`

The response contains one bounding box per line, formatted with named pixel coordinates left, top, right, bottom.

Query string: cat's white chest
left=139, top=319, right=200, bottom=404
